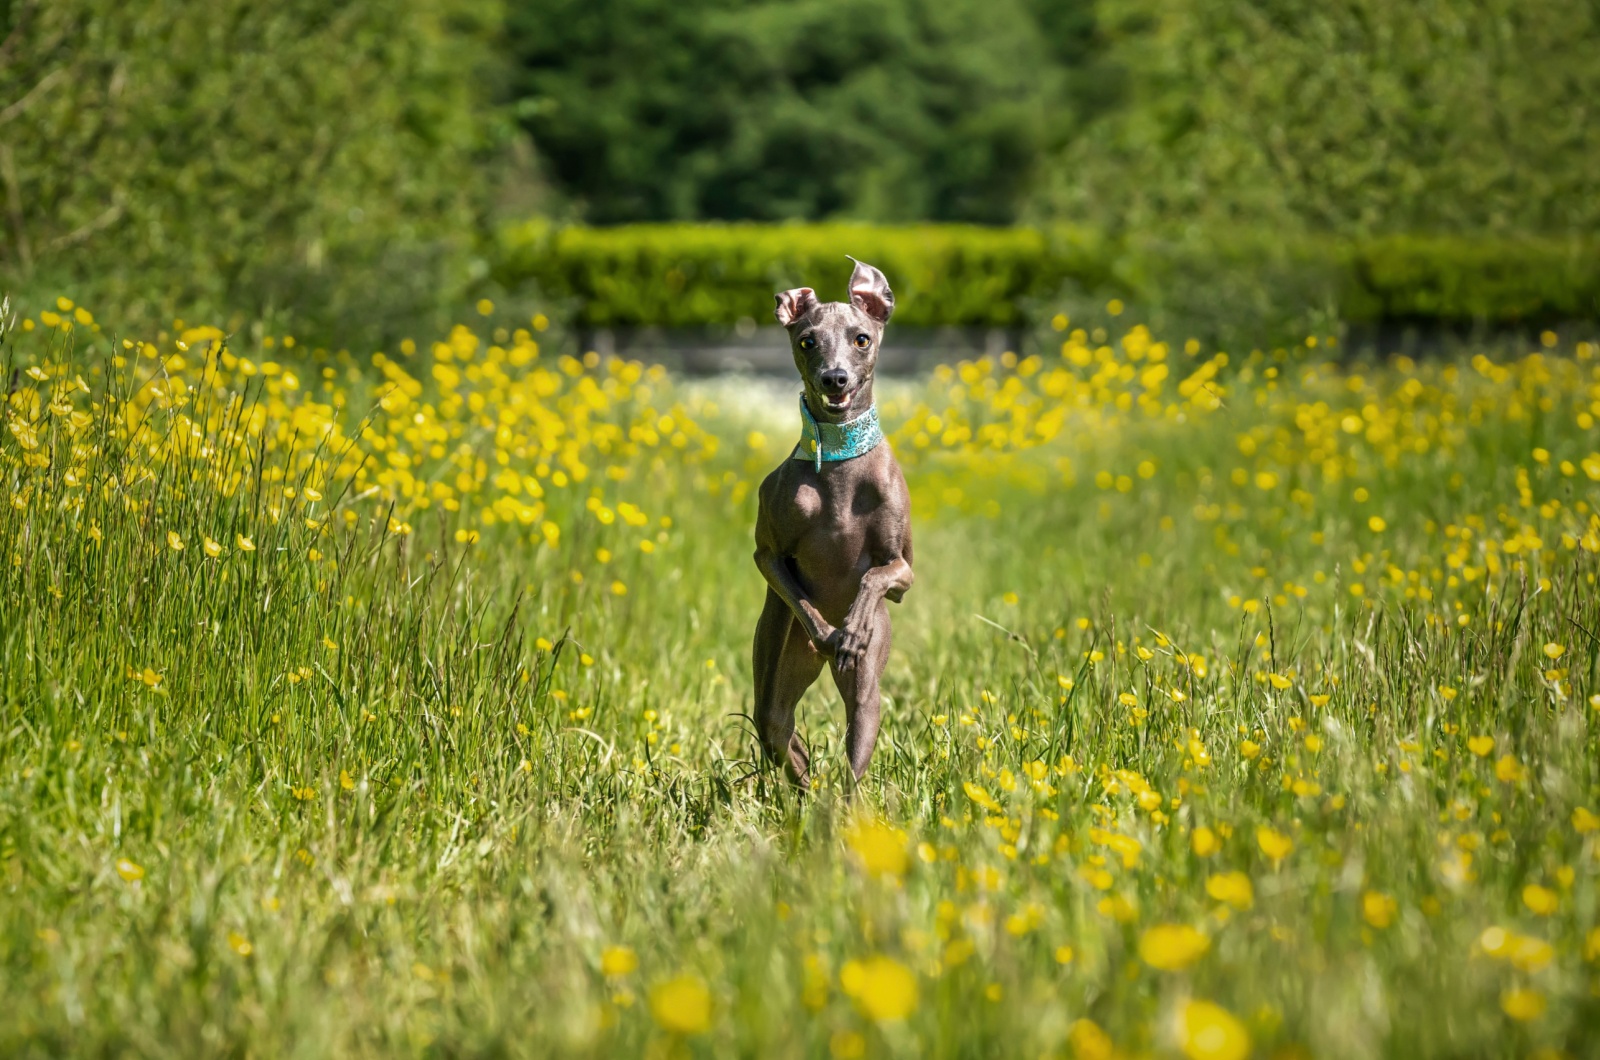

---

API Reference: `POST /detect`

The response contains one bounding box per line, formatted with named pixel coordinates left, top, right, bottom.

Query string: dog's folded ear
left=847, top=257, right=895, bottom=324
left=774, top=287, right=819, bottom=327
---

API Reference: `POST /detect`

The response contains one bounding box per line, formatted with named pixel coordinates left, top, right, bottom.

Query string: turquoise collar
left=793, top=395, right=884, bottom=472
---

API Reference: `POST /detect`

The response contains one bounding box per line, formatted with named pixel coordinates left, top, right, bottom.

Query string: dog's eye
left=799, top=336, right=817, bottom=350
left=853, top=334, right=870, bottom=349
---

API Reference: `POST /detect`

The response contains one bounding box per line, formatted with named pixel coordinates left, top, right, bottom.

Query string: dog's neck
left=793, top=395, right=883, bottom=472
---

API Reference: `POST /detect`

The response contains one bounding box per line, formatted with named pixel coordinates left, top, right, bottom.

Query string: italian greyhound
left=752, top=258, right=914, bottom=790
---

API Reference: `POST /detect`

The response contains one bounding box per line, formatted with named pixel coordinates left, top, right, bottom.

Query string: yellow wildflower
left=1138, top=924, right=1209, bottom=971
left=649, top=973, right=712, bottom=1035
left=839, top=955, right=918, bottom=1022
left=1362, top=891, right=1398, bottom=929
left=844, top=818, right=910, bottom=880
left=601, top=945, right=638, bottom=977
left=1256, top=826, right=1293, bottom=865
left=1206, top=872, right=1254, bottom=911
left=1500, top=988, right=1546, bottom=1022
left=1179, top=999, right=1251, bottom=1060
left=1522, top=884, right=1558, bottom=916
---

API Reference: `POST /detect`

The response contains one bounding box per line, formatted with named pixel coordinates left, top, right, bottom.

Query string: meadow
left=2, top=298, right=1599, bottom=1059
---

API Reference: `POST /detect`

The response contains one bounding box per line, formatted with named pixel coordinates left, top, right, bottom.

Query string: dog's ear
left=847, top=257, right=894, bottom=324
left=774, top=287, right=818, bottom=327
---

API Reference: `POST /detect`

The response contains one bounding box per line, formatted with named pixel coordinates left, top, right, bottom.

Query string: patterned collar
left=793, top=395, right=884, bottom=472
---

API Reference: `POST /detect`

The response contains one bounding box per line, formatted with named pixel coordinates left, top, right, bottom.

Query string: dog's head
left=774, top=258, right=894, bottom=423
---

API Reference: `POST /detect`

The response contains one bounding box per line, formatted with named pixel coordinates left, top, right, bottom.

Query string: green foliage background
left=506, top=0, right=1099, bottom=225
left=1, top=0, right=1597, bottom=343
left=1042, top=0, right=1600, bottom=237
left=0, top=0, right=516, bottom=344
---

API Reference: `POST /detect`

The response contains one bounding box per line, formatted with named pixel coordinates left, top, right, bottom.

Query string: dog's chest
left=786, top=476, right=881, bottom=533
left=792, top=483, right=825, bottom=520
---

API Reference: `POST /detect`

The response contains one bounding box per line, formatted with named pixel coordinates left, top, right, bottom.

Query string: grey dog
left=752, top=258, right=914, bottom=789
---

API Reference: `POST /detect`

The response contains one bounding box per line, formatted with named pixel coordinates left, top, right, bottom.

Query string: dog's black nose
left=819, top=368, right=849, bottom=394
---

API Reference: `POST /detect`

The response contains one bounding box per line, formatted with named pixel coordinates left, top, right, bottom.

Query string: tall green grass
left=3, top=309, right=1600, bottom=1056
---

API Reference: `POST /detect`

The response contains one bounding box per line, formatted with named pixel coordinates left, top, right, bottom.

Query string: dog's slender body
left=752, top=260, right=913, bottom=789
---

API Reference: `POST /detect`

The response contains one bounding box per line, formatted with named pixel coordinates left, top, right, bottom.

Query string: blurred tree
left=508, top=0, right=1104, bottom=224
left=0, top=0, right=520, bottom=342
left=1036, top=0, right=1600, bottom=236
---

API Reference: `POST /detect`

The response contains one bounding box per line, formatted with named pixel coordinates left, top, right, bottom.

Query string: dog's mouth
left=820, top=387, right=856, bottom=413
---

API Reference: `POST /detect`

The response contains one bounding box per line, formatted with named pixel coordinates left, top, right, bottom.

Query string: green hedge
left=494, top=222, right=1111, bottom=328
left=494, top=222, right=1600, bottom=333
left=1347, top=236, right=1600, bottom=323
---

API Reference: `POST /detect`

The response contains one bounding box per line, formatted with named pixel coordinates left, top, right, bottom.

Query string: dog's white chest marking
left=793, top=483, right=823, bottom=520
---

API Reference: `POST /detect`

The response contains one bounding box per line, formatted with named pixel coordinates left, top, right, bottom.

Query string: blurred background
left=1, top=0, right=1597, bottom=354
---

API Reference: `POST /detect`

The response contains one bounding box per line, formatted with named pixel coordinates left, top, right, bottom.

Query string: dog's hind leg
left=753, top=588, right=825, bottom=789
left=830, top=598, right=894, bottom=784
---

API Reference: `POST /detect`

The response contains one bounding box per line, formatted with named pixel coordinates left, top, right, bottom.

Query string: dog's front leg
left=835, top=557, right=914, bottom=671
left=752, top=547, right=838, bottom=653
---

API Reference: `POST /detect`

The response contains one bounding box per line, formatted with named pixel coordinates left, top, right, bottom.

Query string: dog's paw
left=833, top=624, right=868, bottom=671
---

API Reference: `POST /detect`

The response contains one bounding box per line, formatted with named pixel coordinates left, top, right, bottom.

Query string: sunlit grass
left=3, top=299, right=1600, bottom=1056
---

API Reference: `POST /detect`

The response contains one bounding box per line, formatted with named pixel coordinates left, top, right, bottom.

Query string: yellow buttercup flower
left=844, top=818, right=909, bottom=880
left=1206, top=872, right=1254, bottom=911
left=1138, top=924, right=1209, bottom=970
left=649, top=973, right=712, bottom=1035
left=1500, top=988, right=1546, bottom=1022
left=1522, top=884, right=1558, bottom=916
left=1506, top=935, right=1554, bottom=972
left=1179, top=999, right=1250, bottom=1060
left=1068, top=1019, right=1114, bottom=1060
left=1362, top=891, right=1397, bottom=929
left=963, top=781, right=1001, bottom=812
left=1256, top=826, right=1293, bottom=865
left=600, top=945, right=638, bottom=977
left=1494, top=754, right=1524, bottom=783
left=839, top=955, right=918, bottom=1022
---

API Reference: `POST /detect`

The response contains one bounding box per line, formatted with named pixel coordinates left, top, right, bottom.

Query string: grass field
left=3, top=300, right=1600, bottom=1058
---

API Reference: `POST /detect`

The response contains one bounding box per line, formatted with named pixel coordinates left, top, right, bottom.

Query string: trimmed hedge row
left=494, top=222, right=1110, bottom=328
left=494, top=221, right=1600, bottom=331
left=1349, top=236, right=1600, bottom=323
